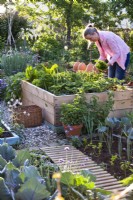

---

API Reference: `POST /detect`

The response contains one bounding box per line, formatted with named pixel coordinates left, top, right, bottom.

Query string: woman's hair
left=83, top=24, right=98, bottom=37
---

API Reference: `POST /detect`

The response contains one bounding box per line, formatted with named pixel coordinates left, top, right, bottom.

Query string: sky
left=0, top=5, right=6, bottom=13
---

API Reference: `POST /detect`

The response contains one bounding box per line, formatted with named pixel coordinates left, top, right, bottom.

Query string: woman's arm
left=106, top=38, right=120, bottom=65
left=95, top=41, right=107, bottom=61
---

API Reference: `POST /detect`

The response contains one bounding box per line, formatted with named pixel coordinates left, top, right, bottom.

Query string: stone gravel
left=0, top=101, right=69, bottom=149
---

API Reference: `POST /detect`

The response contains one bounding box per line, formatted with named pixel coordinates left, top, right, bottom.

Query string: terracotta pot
left=78, top=62, right=87, bottom=71
left=86, top=62, right=99, bottom=73
left=73, top=61, right=80, bottom=71
left=127, top=81, right=133, bottom=87
left=86, top=62, right=94, bottom=72
left=63, top=124, right=83, bottom=137
left=93, top=65, right=99, bottom=73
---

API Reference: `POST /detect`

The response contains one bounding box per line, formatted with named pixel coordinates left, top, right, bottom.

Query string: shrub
left=129, top=31, right=133, bottom=52
left=5, top=72, right=26, bottom=101
left=0, top=49, right=38, bottom=76
left=0, top=78, right=7, bottom=100
left=60, top=92, right=88, bottom=125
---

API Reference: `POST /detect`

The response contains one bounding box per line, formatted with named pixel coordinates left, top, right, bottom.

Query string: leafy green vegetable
left=95, top=60, right=108, bottom=71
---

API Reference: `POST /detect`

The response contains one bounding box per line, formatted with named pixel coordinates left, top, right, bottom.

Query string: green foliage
left=109, top=0, right=133, bottom=20
left=12, top=150, right=31, bottom=168
left=15, top=0, right=123, bottom=64
left=1, top=50, right=36, bottom=76
left=12, top=14, right=29, bottom=44
left=70, top=136, right=83, bottom=148
left=90, top=92, right=114, bottom=124
left=0, top=143, right=50, bottom=200
left=0, top=77, right=7, bottom=100
left=0, top=142, right=111, bottom=200
left=83, top=92, right=114, bottom=140
left=0, top=177, right=12, bottom=200
left=61, top=170, right=96, bottom=200
left=5, top=72, right=26, bottom=101
left=60, top=92, right=87, bottom=125
left=0, top=14, right=8, bottom=50
left=0, top=36, right=5, bottom=50
left=0, top=143, right=16, bottom=162
left=60, top=169, right=110, bottom=199
left=0, top=127, right=4, bottom=136
left=30, top=149, right=58, bottom=194
left=127, top=52, right=133, bottom=76
left=0, top=0, right=6, bottom=3
left=61, top=170, right=95, bottom=189
left=32, top=32, right=64, bottom=60
left=15, top=177, right=50, bottom=200
left=110, top=154, right=118, bottom=166
left=0, top=13, right=29, bottom=51
left=120, top=175, right=133, bottom=186
left=31, top=63, right=58, bottom=91
left=25, top=65, right=38, bottom=82
left=129, top=31, right=133, bottom=52
left=126, top=112, right=133, bottom=127
left=27, top=63, right=124, bottom=95
left=95, top=60, right=108, bottom=71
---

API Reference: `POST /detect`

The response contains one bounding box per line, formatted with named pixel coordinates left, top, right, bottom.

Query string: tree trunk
left=66, top=0, right=73, bottom=48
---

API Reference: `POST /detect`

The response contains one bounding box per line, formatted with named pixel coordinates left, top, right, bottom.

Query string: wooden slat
left=41, top=145, right=126, bottom=192
left=22, top=89, right=58, bottom=125
left=113, top=99, right=133, bottom=110
left=22, top=90, right=55, bottom=113
left=103, top=185, right=125, bottom=190
left=109, top=108, right=133, bottom=118
left=96, top=177, right=117, bottom=182
left=21, top=80, right=55, bottom=104
left=54, top=88, right=133, bottom=106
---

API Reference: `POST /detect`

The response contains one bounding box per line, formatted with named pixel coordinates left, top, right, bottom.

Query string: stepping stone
left=41, top=145, right=126, bottom=192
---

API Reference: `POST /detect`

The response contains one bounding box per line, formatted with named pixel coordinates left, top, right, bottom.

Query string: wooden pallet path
left=41, top=145, right=125, bottom=192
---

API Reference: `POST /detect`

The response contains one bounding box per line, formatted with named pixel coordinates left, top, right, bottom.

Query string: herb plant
left=1, top=50, right=37, bottom=76
left=60, top=92, right=87, bottom=126
left=83, top=92, right=114, bottom=139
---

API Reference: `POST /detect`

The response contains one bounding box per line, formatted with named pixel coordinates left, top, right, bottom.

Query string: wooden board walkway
left=41, top=145, right=126, bottom=192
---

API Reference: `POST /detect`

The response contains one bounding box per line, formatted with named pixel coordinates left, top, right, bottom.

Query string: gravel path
left=0, top=101, right=69, bottom=149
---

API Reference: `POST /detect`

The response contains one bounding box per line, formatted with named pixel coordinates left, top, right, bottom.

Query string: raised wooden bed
left=21, top=80, right=133, bottom=127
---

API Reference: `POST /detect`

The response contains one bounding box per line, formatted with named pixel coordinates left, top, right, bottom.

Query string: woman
left=83, top=24, right=130, bottom=80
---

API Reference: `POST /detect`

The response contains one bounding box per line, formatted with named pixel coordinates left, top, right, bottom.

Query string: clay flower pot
left=86, top=62, right=94, bottom=72
left=78, top=62, right=87, bottom=71
left=63, top=124, right=83, bottom=137
left=86, top=62, right=99, bottom=73
left=73, top=61, right=80, bottom=71
left=93, top=65, right=99, bottom=73
left=127, top=81, right=133, bottom=87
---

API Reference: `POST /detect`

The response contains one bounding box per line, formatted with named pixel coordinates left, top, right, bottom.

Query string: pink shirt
left=95, top=31, right=130, bottom=70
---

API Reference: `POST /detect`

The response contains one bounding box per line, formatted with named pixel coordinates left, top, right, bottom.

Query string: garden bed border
left=0, top=120, right=20, bottom=145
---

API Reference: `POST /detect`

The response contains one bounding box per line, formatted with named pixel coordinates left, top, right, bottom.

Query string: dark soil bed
left=0, top=123, right=13, bottom=138
left=0, top=131, right=13, bottom=138
left=78, top=136, right=133, bottom=180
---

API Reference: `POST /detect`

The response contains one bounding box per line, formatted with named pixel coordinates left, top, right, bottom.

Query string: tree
left=36, top=0, right=122, bottom=47
left=16, top=0, right=126, bottom=47
left=108, top=0, right=133, bottom=22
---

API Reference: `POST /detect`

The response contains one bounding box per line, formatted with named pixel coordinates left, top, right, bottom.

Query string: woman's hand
left=107, top=62, right=112, bottom=66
